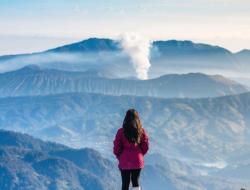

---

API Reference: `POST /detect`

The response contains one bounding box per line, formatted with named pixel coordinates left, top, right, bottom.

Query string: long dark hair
left=122, top=109, right=143, bottom=144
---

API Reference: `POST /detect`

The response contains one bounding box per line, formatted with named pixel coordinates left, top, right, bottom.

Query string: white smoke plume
left=120, top=34, right=151, bottom=80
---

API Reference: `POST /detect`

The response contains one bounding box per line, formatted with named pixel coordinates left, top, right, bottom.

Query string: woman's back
left=113, top=127, right=149, bottom=169
left=113, top=109, right=149, bottom=190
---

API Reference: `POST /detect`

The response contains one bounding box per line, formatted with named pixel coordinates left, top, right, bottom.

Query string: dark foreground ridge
left=0, top=129, right=119, bottom=190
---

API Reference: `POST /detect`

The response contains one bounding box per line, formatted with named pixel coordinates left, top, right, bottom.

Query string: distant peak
left=156, top=72, right=208, bottom=79
left=236, top=49, right=250, bottom=55
left=18, top=65, right=42, bottom=72
left=156, top=39, right=193, bottom=44
left=46, top=38, right=120, bottom=53
left=83, top=37, right=114, bottom=42
left=22, top=65, right=41, bottom=70
left=10, top=65, right=43, bottom=74
left=155, top=72, right=230, bottom=81
left=153, top=39, right=231, bottom=54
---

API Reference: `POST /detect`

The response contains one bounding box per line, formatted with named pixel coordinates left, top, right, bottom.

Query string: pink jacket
left=113, top=127, right=149, bottom=169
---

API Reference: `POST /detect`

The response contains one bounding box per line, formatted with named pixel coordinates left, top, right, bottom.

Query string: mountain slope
left=235, top=49, right=250, bottom=61
left=152, top=40, right=232, bottom=58
left=0, top=65, right=248, bottom=98
left=46, top=38, right=121, bottom=53
left=0, top=130, right=182, bottom=190
left=235, top=49, right=250, bottom=73
left=0, top=129, right=118, bottom=190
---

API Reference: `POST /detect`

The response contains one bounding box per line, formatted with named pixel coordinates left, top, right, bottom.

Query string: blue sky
left=0, top=0, right=250, bottom=55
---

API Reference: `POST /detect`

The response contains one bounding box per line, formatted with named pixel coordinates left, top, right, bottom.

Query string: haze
left=0, top=0, right=250, bottom=55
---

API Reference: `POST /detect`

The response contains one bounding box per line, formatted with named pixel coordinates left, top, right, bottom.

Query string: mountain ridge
left=1, top=38, right=249, bottom=79
left=0, top=129, right=119, bottom=190
left=2, top=38, right=248, bottom=57
left=45, top=38, right=121, bottom=53
left=0, top=65, right=248, bottom=98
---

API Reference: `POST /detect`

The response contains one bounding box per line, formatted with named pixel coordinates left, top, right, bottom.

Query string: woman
left=113, top=109, right=149, bottom=190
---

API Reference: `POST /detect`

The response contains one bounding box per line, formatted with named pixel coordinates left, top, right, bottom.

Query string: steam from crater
left=120, top=34, right=151, bottom=80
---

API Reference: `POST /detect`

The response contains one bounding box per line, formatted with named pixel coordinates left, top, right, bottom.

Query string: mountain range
left=0, top=65, right=248, bottom=98
left=0, top=91, right=250, bottom=189
left=0, top=38, right=250, bottom=79
left=0, top=37, right=250, bottom=189
left=1, top=91, right=250, bottom=160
